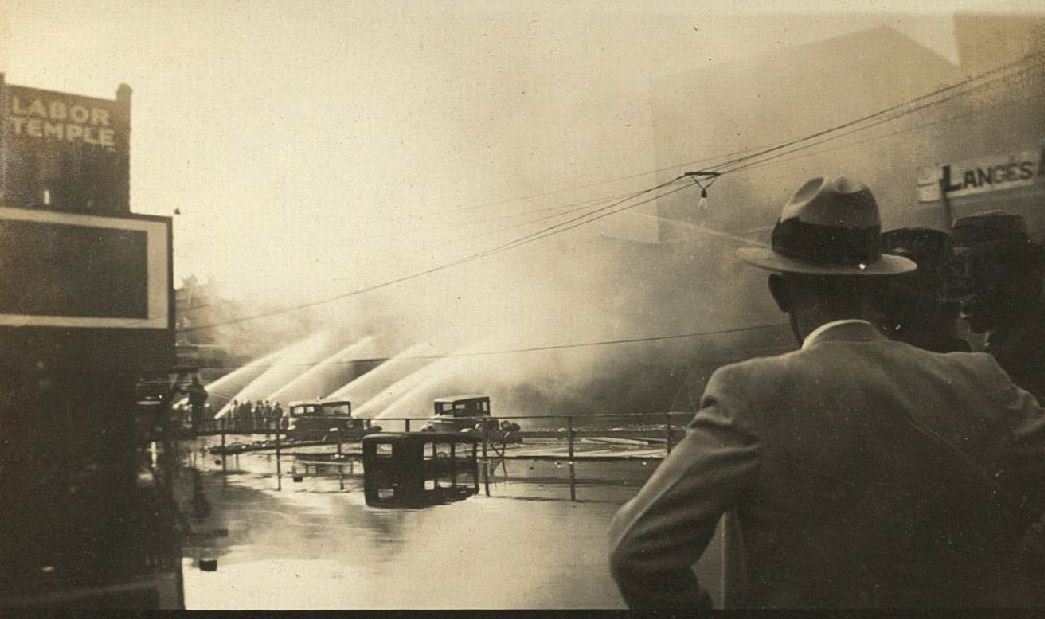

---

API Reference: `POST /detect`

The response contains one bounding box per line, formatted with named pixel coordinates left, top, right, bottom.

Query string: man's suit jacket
left=609, top=320, right=1045, bottom=609
left=987, top=302, right=1045, bottom=404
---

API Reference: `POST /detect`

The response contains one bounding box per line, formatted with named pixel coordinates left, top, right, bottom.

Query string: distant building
left=175, top=275, right=220, bottom=342
left=0, top=76, right=181, bottom=608
left=649, top=19, right=1045, bottom=241
left=954, top=13, right=1045, bottom=74
left=0, top=74, right=132, bottom=213
left=587, top=19, right=1045, bottom=404
left=174, top=276, right=244, bottom=380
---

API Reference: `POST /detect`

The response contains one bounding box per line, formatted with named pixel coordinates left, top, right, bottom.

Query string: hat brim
left=736, top=246, right=916, bottom=276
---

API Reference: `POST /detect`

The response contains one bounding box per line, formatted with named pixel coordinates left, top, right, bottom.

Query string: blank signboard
left=0, top=206, right=169, bottom=329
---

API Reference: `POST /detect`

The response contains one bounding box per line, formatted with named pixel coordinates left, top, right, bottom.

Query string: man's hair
left=969, top=242, right=1044, bottom=299
left=783, top=273, right=887, bottom=316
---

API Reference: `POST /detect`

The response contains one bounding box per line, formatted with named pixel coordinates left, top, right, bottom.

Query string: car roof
left=288, top=398, right=351, bottom=407
left=363, top=432, right=480, bottom=443
left=432, top=394, right=489, bottom=403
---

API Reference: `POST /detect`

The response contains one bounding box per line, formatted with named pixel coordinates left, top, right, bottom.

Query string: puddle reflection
left=175, top=437, right=720, bottom=609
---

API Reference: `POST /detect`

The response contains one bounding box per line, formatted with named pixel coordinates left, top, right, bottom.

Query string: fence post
left=334, top=425, right=344, bottom=490
left=220, top=417, right=227, bottom=473
left=481, top=418, right=489, bottom=462
left=481, top=418, right=490, bottom=496
left=404, top=418, right=411, bottom=433
left=567, top=415, right=575, bottom=462
left=665, top=413, right=673, bottom=455
left=450, top=441, right=457, bottom=488
left=275, top=416, right=282, bottom=486
left=473, top=442, right=480, bottom=493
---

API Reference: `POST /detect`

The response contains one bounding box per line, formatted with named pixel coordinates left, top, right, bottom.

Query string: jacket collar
left=802, top=319, right=884, bottom=350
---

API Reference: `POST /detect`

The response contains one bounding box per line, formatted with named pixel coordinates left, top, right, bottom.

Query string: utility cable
left=495, top=182, right=690, bottom=253
left=722, top=85, right=1043, bottom=176
left=180, top=178, right=686, bottom=333
left=722, top=54, right=1045, bottom=177
left=363, top=144, right=765, bottom=227
left=706, top=49, right=1045, bottom=175
left=362, top=191, right=628, bottom=243
left=179, top=51, right=1045, bottom=334
left=187, top=321, right=791, bottom=372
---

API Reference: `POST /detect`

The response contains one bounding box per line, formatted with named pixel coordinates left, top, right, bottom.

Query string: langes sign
left=0, top=75, right=131, bottom=213
left=917, top=147, right=1045, bottom=202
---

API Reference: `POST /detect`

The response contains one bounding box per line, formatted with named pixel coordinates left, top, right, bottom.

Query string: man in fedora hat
left=609, top=177, right=1045, bottom=609
left=951, top=211, right=1045, bottom=401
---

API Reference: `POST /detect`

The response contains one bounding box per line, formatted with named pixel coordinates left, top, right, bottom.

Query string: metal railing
left=373, top=412, right=692, bottom=454
left=199, top=412, right=695, bottom=499
left=191, top=417, right=281, bottom=436
left=202, top=411, right=693, bottom=459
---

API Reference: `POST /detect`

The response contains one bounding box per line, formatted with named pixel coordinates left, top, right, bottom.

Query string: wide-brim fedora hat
left=737, top=176, right=916, bottom=276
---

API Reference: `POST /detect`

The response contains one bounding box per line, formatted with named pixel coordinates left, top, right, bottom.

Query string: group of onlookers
left=224, top=399, right=284, bottom=428
left=874, top=210, right=1045, bottom=401
left=609, top=176, right=1045, bottom=609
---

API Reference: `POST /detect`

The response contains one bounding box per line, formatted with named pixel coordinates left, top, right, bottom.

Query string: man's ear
left=768, top=273, right=791, bottom=313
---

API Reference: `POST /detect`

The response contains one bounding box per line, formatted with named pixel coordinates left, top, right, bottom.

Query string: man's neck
left=802, top=318, right=872, bottom=349
left=793, top=310, right=867, bottom=343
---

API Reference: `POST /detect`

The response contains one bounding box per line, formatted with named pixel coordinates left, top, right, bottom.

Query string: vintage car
left=285, top=398, right=379, bottom=441
left=419, top=395, right=496, bottom=432
left=418, top=395, right=521, bottom=442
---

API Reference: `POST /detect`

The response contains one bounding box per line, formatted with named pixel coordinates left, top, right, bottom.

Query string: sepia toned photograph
left=3, top=0, right=1045, bottom=610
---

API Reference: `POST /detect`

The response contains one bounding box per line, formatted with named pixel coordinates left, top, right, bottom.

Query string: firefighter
left=951, top=211, right=1045, bottom=401
left=186, top=376, right=209, bottom=436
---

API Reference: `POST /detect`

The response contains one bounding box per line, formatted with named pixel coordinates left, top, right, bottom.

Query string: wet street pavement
left=173, top=436, right=723, bottom=609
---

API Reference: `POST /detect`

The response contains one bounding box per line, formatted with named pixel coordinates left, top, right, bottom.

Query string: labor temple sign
left=917, top=147, right=1045, bottom=202
left=0, top=77, right=130, bottom=213
left=8, top=93, right=117, bottom=149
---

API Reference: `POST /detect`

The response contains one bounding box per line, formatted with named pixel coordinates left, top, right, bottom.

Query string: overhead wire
left=477, top=176, right=685, bottom=254
left=722, top=85, right=1043, bottom=176
left=704, top=49, right=1045, bottom=175
left=451, top=197, right=623, bottom=242
left=476, top=46, right=1045, bottom=250
left=401, top=47, right=1045, bottom=229
left=362, top=191, right=631, bottom=243
left=390, top=187, right=658, bottom=245
left=173, top=56, right=1036, bottom=324
left=188, top=321, right=791, bottom=372
left=176, top=50, right=1045, bottom=424
left=177, top=189, right=659, bottom=318
left=722, top=56, right=1045, bottom=176
left=180, top=177, right=687, bottom=333
left=494, top=182, right=690, bottom=253
left=179, top=191, right=640, bottom=317
left=180, top=49, right=1045, bottom=335
left=363, top=143, right=768, bottom=227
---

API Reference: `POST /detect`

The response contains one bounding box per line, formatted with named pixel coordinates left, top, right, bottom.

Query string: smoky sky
left=3, top=1, right=975, bottom=298
left=4, top=1, right=1036, bottom=416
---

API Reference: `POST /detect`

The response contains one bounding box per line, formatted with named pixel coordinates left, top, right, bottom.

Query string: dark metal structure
left=362, top=433, right=479, bottom=508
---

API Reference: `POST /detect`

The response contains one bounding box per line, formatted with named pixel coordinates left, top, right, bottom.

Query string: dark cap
left=881, top=227, right=952, bottom=275
left=951, top=211, right=1030, bottom=251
